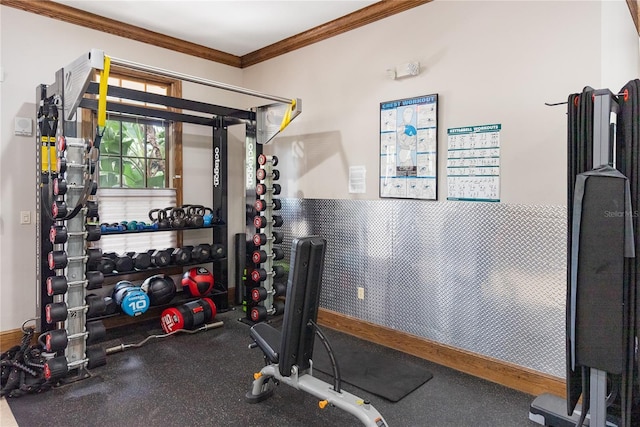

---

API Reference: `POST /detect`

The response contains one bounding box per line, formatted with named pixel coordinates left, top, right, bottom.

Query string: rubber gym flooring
left=5, top=308, right=540, bottom=427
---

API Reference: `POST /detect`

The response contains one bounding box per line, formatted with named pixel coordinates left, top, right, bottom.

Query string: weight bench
left=246, top=236, right=388, bottom=427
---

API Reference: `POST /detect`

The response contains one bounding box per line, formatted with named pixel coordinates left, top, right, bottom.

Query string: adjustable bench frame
left=246, top=236, right=388, bottom=427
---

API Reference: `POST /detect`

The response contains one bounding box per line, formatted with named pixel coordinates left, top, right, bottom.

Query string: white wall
left=0, top=6, right=246, bottom=331
left=243, top=1, right=638, bottom=205
left=1, top=1, right=638, bottom=332
left=601, top=0, right=640, bottom=91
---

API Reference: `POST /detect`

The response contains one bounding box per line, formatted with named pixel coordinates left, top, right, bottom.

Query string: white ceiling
left=53, top=1, right=378, bottom=56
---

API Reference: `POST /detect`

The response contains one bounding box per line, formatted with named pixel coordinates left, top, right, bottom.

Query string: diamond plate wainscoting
left=278, top=199, right=567, bottom=378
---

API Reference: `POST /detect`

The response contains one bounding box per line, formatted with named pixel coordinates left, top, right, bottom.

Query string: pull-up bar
left=110, top=56, right=292, bottom=105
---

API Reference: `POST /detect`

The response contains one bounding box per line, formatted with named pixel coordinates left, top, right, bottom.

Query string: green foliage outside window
left=99, top=119, right=167, bottom=188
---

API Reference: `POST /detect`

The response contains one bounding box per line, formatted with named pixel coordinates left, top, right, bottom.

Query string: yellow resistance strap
left=97, top=55, right=111, bottom=127
left=279, top=99, right=296, bottom=132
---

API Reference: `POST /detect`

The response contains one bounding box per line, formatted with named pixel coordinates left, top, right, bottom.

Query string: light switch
left=20, top=211, right=31, bottom=225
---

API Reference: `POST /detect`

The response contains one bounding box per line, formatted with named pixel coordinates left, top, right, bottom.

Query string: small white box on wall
left=14, top=117, right=33, bottom=136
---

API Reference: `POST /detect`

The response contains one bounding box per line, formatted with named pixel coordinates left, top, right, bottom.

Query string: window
left=98, top=74, right=170, bottom=189
left=84, top=69, right=183, bottom=251
left=99, top=118, right=168, bottom=188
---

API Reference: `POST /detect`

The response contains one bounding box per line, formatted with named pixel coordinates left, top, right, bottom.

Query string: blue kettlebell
left=203, top=207, right=214, bottom=226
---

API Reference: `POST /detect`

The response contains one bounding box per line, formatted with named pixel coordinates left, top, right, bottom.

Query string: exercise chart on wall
left=380, top=94, right=438, bottom=200
left=447, top=124, right=501, bottom=202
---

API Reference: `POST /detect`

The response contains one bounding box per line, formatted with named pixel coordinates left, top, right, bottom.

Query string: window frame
left=82, top=66, right=183, bottom=205
left=82, top=67, right=184, bottom=246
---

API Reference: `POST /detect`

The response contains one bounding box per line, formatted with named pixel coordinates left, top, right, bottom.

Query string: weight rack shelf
left=88, top=288, right=229, bottom=322
left=100, top=224, right=225, bottom=236
left=102, top=257, right=228, bottom=278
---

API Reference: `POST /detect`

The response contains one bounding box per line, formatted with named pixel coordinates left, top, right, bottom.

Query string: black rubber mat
left=312, top=330, right=433, bottom=402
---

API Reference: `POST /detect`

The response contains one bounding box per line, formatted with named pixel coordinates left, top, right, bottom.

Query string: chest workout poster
left=380, top=94, right=438, bottom=200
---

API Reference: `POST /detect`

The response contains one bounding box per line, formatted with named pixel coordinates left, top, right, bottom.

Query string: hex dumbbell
left=191, top=244, right=212, bottom=262
left=125, top=252, right=152, bottom=270
left=149, top=249, right=171, bottom=267
left=171, top=246, right=193, bottom=265
left=104, top=252, right=134, bottom=272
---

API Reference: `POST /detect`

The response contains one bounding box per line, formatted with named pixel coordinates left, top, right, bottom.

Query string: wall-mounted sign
left=380, top=94, right=438, bottom=200
left=447, top=124, right=501, bottom=202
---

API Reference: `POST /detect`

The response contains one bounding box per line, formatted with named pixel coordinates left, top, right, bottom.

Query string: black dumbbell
left=104, top=252, right=134, bottom=272
left=45, top=294, right=105, bottom=324
left=171, top=246, right=192, bottom=265
left=50, top=225, right=101, bottom=245
left=250, top=300, right=285, bottom=322
left=48, top=248, right=102, bottom=270
left=86, top=271, right=104, bottom=290
left=250, top=283, right=286, bottom=302
left=149, top=249, right=171, bottom=267
left=126, top=252, right=152, bottom=270
left=85, top=201, right=99, bottom=219
left=42, top=320, right=106, bottom=352
left=211, top=244, right=226, bottom=259
left=256, top=168, right=280, bottom=181
left=251, top=266, right=286, bottom=282
left=191, top=244, right=211, bottom=262
left=52, top=201, right=68, bottom=219
left=254, top=199, right=282, bottom=212
left=46, top=276, right=68, bottom=296
left=253, top=215, right=284, bottom=229
left=93, top=257, right=116, bottom=274
left=257, top=154, right=278, bottom=166
left=252, top=248, right=285, bottom=264
left=256, top=183, right=281, bottom=196
left=252, top=231, right=284, bottom=246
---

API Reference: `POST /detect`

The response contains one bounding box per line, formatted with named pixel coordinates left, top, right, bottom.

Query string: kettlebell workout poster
left=380, top=94, right=438, bottom=200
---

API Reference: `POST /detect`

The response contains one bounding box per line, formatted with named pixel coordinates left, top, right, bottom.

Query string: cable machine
left=530, top=80, right=640, bottom=427
left=36, top=49, right=301, bottom=381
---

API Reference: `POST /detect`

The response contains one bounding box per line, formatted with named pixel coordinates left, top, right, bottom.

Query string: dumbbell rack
left=247, top=154, right=285, bottom=322
left=37, top=121, right=107, bottom=379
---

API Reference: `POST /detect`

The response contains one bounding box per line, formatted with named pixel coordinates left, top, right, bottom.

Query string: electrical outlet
left=357, top=287, right=365, bottom=300
left=20, top=211, right=31, bottom=225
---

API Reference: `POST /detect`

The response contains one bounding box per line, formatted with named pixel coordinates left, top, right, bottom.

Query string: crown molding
left=1, top=0, right=430, bottom=69
left=2, top=0, right=634, bottom=69
left=240, top=0, right=432, bottom=68
left=0, top=0, right=241, bottom=67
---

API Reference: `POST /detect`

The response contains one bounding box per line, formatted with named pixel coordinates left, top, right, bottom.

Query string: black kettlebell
left=187, top=205, right=204, bottom=228
left=149, top=208, right=169, bottom=229
left=169, top=207, right=186, bottom=228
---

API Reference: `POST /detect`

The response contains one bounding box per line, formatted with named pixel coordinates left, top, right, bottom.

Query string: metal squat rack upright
left=36, top=54, right=110, bottom=381
left=247, top=154, right=286, bottom=322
